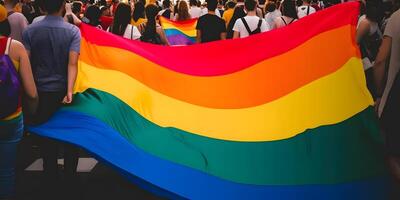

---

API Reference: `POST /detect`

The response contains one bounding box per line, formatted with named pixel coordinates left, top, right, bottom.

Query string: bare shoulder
left=10, top=40, right=25, bottom=52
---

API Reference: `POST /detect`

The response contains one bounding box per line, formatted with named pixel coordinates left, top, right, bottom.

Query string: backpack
left=241, top=17, right=263, bottom=35
left=0, top=38, right=21, bottom=119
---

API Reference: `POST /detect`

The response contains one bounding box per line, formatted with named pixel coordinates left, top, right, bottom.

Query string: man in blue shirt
left=22, top=0, right=80, bottom=190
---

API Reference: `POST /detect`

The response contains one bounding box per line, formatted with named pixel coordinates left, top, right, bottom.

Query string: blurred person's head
left=177, top=0, right=190, bottom=20
left=281, top=0, right=297, bottom=18
left=4, top=0, right=18, bottom=7
left=72, top=1, right=83, bottom=15
left=132, top=1, right=145, bottom=21
left=0, top=4, right=10, bottom=36
left=83, top=5, right=101, bottom=26
left=189, top=0, right=197, bottom=6
left=43, top=0, right=65, bottom=15
left=365, top=0, right=383, bottom=22
left=112, top=3, right=131, bottom=35
left=206, top=0, right=218, bottom=11
left=100, top=6, right=111, bottom=16
left=244, top=0, right=257, bottom=12
left=225, top=1, right=235, bottom=9
left=163, top=0, right=171, bottom=9
left=265, top=2, right=276, bottom=12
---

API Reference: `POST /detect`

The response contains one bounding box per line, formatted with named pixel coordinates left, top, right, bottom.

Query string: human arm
left=373, top=36, right=392, bottom=102
left=233, top=31, right=240, bottom=39
left=63, top=51, right=78, bottom=104
left=232, top=19, right=240, bottom=39
left=356, top=19, right=370, bottom=44
left=15, top=42, right=38, bottom=115
left=63, top=28, right=81, bottom=104
left=196, top=30, right=202, bottom=43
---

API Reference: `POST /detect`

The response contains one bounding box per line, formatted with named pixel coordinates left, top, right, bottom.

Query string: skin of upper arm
left=157, top=27, right=170, bottom=45
left=233, top=31, right=240, bottom=39
left=356, top=19, right=370, bottom=44
left=220, top=32, right=227, bottom=40
left=196, top=30, right=202, bottom=43
left=68, top=51, right=79, bottom=66
left=13, top=41, right=38, bottom=100
left=375, top=36, right=392, bottom=66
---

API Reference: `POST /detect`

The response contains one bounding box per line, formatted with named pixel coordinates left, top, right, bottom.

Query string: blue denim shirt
left=22, top=15, right=81, bottom=92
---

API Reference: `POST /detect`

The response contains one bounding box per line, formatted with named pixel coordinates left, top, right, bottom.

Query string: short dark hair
left=72, top=2, right=82, bottom=15
left=366, top=0, right=384, bottom=22
left=5, top=0, right=18, bottom=6
left=206, top=0, right=218, bottom=10
left=189, top=0, right=197, bottom=6
left=226, top=1, right=236, bottom=9
left=266, top=2, right=276, bottom=12
left=43, top=0, right=65, bottom=14
left=0, top=20, right=10, bottom=36
left=281, top=0, right=297, bottom=19
left=244, top=0, right=257, bottom=11
left=163, top=0, right=171, bottom=8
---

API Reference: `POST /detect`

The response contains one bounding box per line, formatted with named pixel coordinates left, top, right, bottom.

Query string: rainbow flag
left=159, top=16, right=197, bottom=45
left=29, top=2, right=387, bottom=199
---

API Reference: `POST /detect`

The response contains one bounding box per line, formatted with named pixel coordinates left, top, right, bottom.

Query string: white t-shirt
left=265, top=10, right=281, bottom=31
left=189, top=6, right=202, bottom=18
left=32, top=15, right=45, bottom=24
left=107, top=24, right=141, bottom=40
left=233, top=16, right=268, bottom=38
left=297, top=5, right=316, bottom=19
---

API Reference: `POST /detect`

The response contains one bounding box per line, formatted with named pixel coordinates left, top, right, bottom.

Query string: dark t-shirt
left=22, top=16, right=81, bottom=92
left=196, top=14, right=226, bottom=43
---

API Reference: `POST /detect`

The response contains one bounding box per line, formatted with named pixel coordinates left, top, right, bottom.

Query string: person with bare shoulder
left=0, top=4, right=38, bottom=199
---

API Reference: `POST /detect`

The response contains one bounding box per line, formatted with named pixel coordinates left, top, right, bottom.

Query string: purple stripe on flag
left=167, top=34, right=195, bottom=46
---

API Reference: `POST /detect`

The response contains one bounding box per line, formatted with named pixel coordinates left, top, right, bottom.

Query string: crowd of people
left=0, top=0, right=400, bottom=199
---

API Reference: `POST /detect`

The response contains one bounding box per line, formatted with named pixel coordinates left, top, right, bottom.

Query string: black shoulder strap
left=281, top=17, right=287, bottom=25
left=257, top=19, right=262, bottom=29
left=306, top=6, right=310, bottom=15
left=131, top=25, right=134, bottom=39
left=241, top=18, right=252, bottom=35
left=7, top=11, right=15, bottom=17
left=289, top=18, right=295, bottom=24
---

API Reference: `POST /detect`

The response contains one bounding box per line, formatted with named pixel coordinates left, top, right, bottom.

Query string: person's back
left=0, top=5, right=38, bottom=199
left=272, top=0, right=297, bottom=30
left=297, top=1, right=316, bottom=19
left=23, top=15, right=79, bottom=92
left=196, top=0, right=226, bottom=43
left=4, top=0, right=28, bottom=42
left=264, top=4, right=281, bottom=30
left=189, top=0, right=202, bottom=18
left=233, top=0, right=267, bottom=38
left=22, top=0, right=80, bottom=195
left=109, top=3, right=141, bottom=40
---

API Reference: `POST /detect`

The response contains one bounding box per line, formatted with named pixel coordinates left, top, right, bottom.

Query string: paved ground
left=15, top=134, right=163, bottom=200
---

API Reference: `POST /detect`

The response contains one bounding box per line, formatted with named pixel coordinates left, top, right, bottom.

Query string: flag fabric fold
left=29, top=2, right=387, bottom=199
